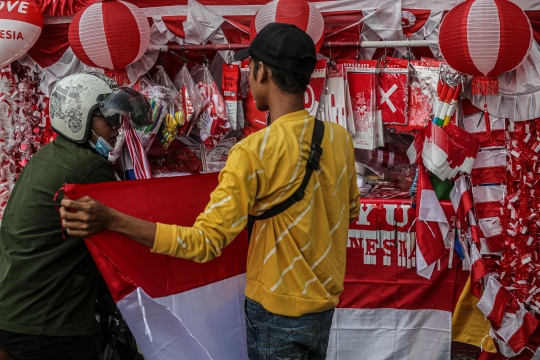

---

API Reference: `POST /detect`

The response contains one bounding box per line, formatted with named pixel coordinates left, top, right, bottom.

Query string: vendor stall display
left=5, top=0, right=540, bottom=359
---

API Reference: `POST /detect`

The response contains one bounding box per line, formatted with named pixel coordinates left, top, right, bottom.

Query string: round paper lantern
left=439, top=0, right=532, bottom=95
left=250, top=0, right=325, bottom=53
left=69, top=0, right=150, bottom=83
left=0, top=1, right=43, bottom=68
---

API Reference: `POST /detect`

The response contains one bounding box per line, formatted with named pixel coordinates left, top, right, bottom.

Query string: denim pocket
left=266, top=323, right=314, bottom=360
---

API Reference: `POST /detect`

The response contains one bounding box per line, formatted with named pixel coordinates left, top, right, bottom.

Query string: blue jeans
left=245, top=297, right=334, bottom=360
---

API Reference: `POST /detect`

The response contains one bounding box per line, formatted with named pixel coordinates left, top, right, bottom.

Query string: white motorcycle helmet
left=50, top=72, right=119, bottom=144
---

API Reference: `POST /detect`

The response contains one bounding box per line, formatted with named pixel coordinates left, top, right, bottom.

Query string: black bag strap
left=247, top=119, right=325, bottom=240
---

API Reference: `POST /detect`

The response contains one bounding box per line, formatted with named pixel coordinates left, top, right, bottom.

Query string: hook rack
left=156, top=40, right=437, bottom=52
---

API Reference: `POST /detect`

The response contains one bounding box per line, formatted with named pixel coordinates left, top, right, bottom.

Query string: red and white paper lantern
left=0, top=1, right=43, bottom=68
left=68, top=0, right=150, bottom=83
left=439, top=0, right=532, bottom=96
left=250, top=0, right=325, bottom=53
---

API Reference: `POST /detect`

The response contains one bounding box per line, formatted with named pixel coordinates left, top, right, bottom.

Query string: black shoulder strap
left=247, top=119, right=325, bottom=239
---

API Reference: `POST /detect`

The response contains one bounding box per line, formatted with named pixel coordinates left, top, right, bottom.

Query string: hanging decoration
left=68, top=0, right=151, bottom=84
left=0, top=0, right=44, bottom=68
left=438, top=0, right=532, bottom=96
left=249, top=0, right=325, bottom=53
left=0, top=63, right=55, bottom=218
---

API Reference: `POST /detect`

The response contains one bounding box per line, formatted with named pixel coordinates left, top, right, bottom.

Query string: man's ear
left=257, top=62, right=270, bottom=84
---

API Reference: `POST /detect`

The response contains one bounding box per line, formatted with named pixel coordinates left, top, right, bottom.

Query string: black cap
left=234, top=22, right=317, bottom=75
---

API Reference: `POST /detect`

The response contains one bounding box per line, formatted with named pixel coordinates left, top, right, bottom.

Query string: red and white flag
left=463, top=113, right=506, bottom=149
left=477, top=217, right=504, bottom=252
left=471, top=150, right=507, bottom=186
left=450, top=175, right=473, bottom=227
left=472, top=185, right=505, bottom=219
left=477, top=277, right=516, bottom=330
left=64, top=173, right=471, bottom=360
left=415, top=165, right=450, bottom=279
left=469, top=243, right=487, bottom=298
left=65, top=174, right=248, bottom=360
left=478, top=277, right=539, bottom=354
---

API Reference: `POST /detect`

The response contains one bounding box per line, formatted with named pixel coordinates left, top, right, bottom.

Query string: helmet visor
left=97, top=87, right=152, bottom=128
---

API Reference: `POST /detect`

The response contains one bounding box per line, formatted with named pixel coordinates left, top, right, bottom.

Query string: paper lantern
left=68, top=0, right=150, bottom=83
left=439, top=0, right=532, bottom=96
left=250, top=0, right=325, bottom=53
left=0, top=1, right=43, bottom=68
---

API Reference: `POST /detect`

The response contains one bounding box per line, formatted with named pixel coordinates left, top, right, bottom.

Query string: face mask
left=89, top=130, right=114, bottom=157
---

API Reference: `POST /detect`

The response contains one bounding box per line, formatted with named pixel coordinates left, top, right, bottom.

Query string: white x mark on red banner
left=379, top=84, right=398, bottom=113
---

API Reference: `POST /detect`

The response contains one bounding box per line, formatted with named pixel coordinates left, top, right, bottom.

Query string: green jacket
left=0, top=136, right=116, bottom=336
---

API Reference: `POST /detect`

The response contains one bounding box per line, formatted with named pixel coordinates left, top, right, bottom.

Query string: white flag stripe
left=472, top=185, right=506, bottom=203
left=480, top=238, right=503, bottom=256
left=473, top=150, right=507, bottom=169
left=450, top=176, right=469, bottom=211
left=497, top=305, right=530, bottom=343
left=419, top=189, right=449, bottom=226
left=478, top=217, right=503, bottom=237
left=327, top=308, right=451, bottom=360
left=477, top=276, right=503, bottom=318
left=118, top=275, right=247, bottom=360
left=463, top=114, right=505, bottom=133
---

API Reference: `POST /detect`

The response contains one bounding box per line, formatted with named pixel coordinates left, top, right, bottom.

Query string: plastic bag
left=173, top=64, right=203, bottom=137
left=325, top=63, right=347, bottom=130
left=193, top=66, right=231, bottom=150
left=378, top=57, right=409, bottom=126
left=131, top=76, right=168, bottom=151
left=152, top=66, right=185, bottom=149
left=343, top=60, right=378, bottom=149
left=147, top=139, right=202, bottom=176
left=222, top=63, right=244, bottom=131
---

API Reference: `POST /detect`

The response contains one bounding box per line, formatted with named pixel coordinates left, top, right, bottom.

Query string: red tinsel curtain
left=35, top=0, right=93, bottom=17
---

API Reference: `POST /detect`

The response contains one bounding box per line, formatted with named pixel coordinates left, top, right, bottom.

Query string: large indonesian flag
left=65, top=174, right=470, bottom=360
left=65, top=174, right=249, bottom=360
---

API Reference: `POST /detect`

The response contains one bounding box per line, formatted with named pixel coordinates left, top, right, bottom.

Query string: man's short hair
left=252, top=56, right=311, bottom=95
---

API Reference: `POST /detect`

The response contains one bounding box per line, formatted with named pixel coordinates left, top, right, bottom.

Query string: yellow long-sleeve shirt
left=153, top=110, right=360, bottom=317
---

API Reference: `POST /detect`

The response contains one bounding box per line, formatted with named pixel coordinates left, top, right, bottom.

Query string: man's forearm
left=107, top=207, right=157, bottom=248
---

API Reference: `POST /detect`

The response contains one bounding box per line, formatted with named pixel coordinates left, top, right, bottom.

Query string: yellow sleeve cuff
left=151, top=223, right=178, bottom=256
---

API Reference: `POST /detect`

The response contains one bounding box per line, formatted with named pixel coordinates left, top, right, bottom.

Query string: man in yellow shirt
left=61, top=23, right=360, bottom=359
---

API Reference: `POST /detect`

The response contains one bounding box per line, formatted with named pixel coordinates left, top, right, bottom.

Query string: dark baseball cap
left=234, top=22, right=317, bottom=75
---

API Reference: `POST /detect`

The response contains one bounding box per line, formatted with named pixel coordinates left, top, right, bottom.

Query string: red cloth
left=64, top=173, right=248, bottom=302
left=36, top=0, right=91, bottom=16
left=27, top=24, right=70, bottom=68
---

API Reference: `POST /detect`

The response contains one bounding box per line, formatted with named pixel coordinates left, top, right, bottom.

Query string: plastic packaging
left=173, top=64, right=204, bottom=137
left=378, top=57, right=409, bottom=126
left=193, top=66, right=231, bottom=150
left=343, top=60, right=378, bottom=149
left=222, top=63, right=244, bottom=130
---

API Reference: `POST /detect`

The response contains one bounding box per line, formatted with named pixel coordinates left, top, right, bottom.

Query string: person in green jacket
left=0, top=72, right=125, bottom=360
